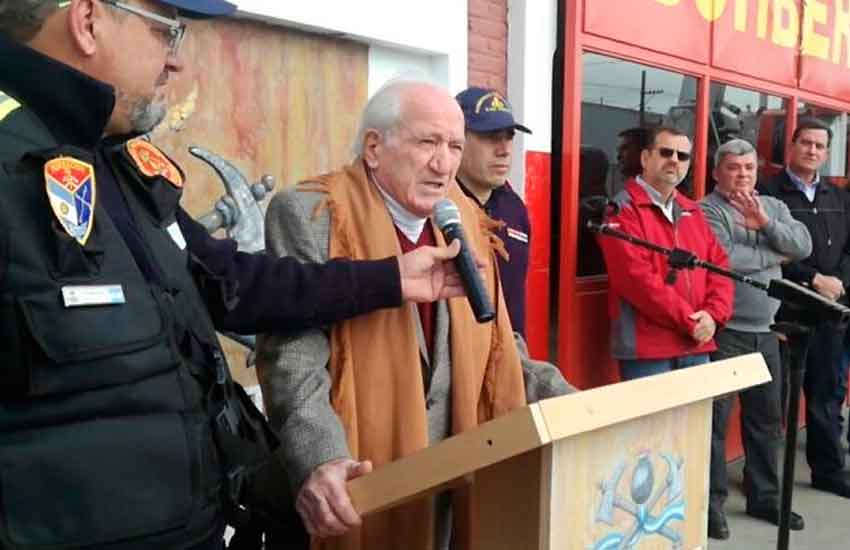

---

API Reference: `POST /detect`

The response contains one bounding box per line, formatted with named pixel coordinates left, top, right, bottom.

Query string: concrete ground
left=708, top=429, right=850, bottom=549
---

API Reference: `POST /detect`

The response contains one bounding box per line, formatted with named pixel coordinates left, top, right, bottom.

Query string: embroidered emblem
left=506, top=227, right=529, bottom=243
left=126, top=138, right=184, bottom=188
left=44, top=156, right=96, bottom=246
left=474, top=91, right=511, bottom=114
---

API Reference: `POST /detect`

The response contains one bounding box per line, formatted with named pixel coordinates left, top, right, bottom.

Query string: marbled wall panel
left=148, top=18, right=368, bottom=387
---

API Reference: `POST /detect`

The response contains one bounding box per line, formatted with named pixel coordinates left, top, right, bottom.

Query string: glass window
left=797, top=102, right=849, bottom=185
left=705, top=84, right=786, bottom=193
left=577, top=53, right=697, bottom=277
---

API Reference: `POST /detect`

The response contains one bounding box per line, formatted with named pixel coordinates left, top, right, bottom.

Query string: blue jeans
left=619, top=353, right=710, bottom=381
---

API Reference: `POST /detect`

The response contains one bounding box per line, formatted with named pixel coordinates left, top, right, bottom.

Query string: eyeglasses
left=654, top=147, right=692, bottom=162
left=100, top=0, right=187, bottom=56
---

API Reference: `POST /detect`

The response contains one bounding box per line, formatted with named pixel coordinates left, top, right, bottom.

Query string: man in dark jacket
left=0, top=1, right=466, bottom=549
left=454, top=87, right=531, bottom=337
left=761, top=117, right=850, bottom=499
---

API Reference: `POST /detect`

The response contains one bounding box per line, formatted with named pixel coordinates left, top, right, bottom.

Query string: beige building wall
left=149, top=17, right=369, bottom=386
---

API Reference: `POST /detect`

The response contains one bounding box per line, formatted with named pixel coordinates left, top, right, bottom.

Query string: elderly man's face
left=713, top=152, right=757, bottom=197
left=369, top=87, right=466, bottom=217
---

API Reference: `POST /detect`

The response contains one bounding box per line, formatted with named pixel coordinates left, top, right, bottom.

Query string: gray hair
left=714, top=138, right=757, bottom=167
left=0, top=0, right=62, bottom=42
left=351, top=79, right=429, bottom=157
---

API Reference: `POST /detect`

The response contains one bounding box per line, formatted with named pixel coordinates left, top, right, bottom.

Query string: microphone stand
left=587, top=218, right=769, bottom=291
left=587, top=215, right=850, bottom=550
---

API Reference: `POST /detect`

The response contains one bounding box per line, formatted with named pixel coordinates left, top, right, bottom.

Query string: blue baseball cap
left=157, top=0, right=237, bottom=18
left=455, top=87, right=531, bottom=134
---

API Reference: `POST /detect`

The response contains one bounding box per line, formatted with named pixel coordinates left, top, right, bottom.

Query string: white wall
left=508, top=0, right=558, bottom=196
left=368, top=46, right=449, bottom=97
left=235, top=1, right=468, bottom=93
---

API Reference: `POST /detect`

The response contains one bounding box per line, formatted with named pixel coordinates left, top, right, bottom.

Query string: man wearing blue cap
left=0, top=2, right=468, bottom=549
left=455, top=87, right=532, bottom=338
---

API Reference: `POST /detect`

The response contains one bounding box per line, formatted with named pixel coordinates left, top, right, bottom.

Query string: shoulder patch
left=44, top=156, right=96, bottom=246
left=126, top=138, right=184, bottom=188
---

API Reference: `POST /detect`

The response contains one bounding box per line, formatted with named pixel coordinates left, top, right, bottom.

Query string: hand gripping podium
left=347, top=354, right=769, bottom=549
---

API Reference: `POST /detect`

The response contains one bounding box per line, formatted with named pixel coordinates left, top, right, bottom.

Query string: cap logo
left=475, top=92, right=511, bottom=114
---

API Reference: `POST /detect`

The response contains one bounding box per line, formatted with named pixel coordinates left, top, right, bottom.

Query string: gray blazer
left=256, top=185, right=575, bottom=498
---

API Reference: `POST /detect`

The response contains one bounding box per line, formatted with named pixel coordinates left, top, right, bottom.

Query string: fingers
left=296, top=459, right=365, bottom=539
left=692, top=325, right=712, bottom=343
left=689, top=310, right=715, bottom=343
left=297, top=481, right=348, bottom=538
left=437, top=239, right=461, bottom=260
left=347, top=459, right=373, bottom=479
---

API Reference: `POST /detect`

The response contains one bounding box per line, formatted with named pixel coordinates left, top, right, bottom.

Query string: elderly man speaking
left=257, top=81, right=569, bottom=550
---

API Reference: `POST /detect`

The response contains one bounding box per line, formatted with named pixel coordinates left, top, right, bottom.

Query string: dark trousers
left=709, top=329, right=783, bottom=513
left=803, top=323, right=847, bottom=478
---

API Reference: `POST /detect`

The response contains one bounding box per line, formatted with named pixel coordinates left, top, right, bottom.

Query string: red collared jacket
left=598, top=179, right=734, bottom=360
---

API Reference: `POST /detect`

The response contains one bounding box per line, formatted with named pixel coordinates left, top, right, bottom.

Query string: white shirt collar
left=372, top=177, right=427, bottom=243
left=636, top=175, right=676, bottom=223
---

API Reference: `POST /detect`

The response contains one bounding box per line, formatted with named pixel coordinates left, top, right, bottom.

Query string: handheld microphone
left=433, top=199, right=496, bottom=323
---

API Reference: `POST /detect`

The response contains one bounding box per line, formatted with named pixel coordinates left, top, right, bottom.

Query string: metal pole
left=776, top=324, right=811, bottom=550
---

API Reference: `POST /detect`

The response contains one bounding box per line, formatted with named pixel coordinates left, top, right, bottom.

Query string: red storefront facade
left=525, top=0, right=850, bottom=456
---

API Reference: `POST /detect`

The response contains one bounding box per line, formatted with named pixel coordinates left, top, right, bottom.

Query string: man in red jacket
left=598, top=126, right=734, bottom=380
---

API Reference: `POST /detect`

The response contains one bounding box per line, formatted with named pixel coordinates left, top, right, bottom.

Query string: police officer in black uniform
left=0, top=1, right=465, bottom=549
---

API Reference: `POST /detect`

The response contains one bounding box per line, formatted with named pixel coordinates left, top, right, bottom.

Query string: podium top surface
left=348, top=353, right=769, bottom=515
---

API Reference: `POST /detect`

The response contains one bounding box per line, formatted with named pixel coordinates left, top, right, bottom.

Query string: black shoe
left=812, top=473, right=850, bottom=498
left=708, top=511, right=730, bottom=540
left=745, top=507, right=805, bottom=530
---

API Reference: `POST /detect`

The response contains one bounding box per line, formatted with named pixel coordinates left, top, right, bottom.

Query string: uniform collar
left=457, top=177, right=509, bottom=208
left=0, top=34, right=115, bottom=149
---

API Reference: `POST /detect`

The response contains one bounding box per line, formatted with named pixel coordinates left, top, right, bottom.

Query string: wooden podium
left=347, top=354, right=769, bottom=549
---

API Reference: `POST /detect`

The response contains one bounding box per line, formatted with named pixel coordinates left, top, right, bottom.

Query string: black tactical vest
left=0, top=136, right=227, bottom=548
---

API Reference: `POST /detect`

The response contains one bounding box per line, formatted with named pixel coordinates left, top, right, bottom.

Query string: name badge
left=506, top=227, right=529, bottom=244
left=61, top=285, right=126, bottom=308
left=166, top=221, right=187, bottom=250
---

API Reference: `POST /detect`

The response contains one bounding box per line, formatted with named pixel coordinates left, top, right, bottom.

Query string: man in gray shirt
left=701, top=139, right=812, bottom=540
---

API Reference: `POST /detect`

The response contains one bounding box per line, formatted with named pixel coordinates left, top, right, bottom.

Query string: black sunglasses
left=654, top=147, right=691, bottom=162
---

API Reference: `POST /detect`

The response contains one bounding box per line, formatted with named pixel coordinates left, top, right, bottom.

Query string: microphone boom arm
left=587, top=218, right=849, bottom=327
left=588, top=218, right=769, bottom=290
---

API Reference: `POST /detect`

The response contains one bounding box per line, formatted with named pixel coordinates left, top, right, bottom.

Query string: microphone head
left=433, top=198, right=462, bottom=229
